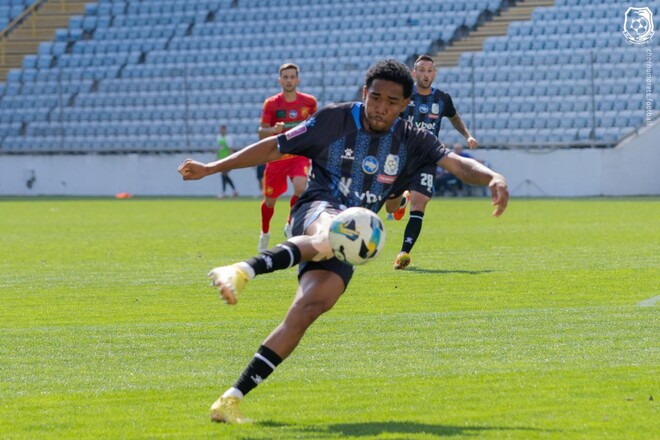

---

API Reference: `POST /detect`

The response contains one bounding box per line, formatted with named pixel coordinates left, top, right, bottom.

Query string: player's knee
left=410, top=193, right=430, bottom=211
left=287, top=300, right=328, bottom=330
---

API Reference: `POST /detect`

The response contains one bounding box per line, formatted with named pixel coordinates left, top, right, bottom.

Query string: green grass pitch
left=1, top=197, right=658, bottom=439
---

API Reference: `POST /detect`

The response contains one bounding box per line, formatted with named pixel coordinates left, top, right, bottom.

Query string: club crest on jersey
left=285, top=121, right=307, bottom=140
left=384, top=154, right=399, bottom=176
left=419, top=104, right=430, bottom=114
left=289, top=109, right=298, bottom=119
left=431, top=103, right=440, bottom=114
left=362, top=156, right=378, bottom=175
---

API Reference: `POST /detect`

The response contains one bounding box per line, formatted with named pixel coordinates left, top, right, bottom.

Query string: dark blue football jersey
left=400, top=86, right=456, bottom=137
left=277, top=102, right=447, bottom=213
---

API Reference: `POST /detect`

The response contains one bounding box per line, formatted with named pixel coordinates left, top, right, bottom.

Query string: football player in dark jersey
left=178, top=59, right=508, bottom=424
left=392, top=55, right=478, bottom=270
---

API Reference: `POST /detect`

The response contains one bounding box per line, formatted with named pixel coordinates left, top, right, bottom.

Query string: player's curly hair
left=364, top=59, right=414, bottom=99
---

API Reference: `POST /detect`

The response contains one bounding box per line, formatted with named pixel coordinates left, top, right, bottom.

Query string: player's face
left=278, top=68, right=300, bottom=93
left=362, top=79, right=410, bottom=133
left=413, top=60, right=436, bottom=90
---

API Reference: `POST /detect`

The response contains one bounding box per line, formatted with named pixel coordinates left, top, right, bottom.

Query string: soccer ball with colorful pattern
left=328, top=207, right=386, bottom=265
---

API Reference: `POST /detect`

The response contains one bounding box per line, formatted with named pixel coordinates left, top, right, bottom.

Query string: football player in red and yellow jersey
left=257, top=63, right=317, bottom=252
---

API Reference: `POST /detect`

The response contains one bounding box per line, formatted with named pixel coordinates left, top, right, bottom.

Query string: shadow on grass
left=257, top=420, right=547, bottom=437
left=328, top=421, right=544, bottom=437
left=405, top=267, right=494, bottom=275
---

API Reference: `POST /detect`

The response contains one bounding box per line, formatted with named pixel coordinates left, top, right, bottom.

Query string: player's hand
left=467, top=136, right=478, bottom=149
left=273, top=122, right=286, bottom=134
left=178, top=158, right=209, bottom=180
left=488, top=174, right=509, bottom=217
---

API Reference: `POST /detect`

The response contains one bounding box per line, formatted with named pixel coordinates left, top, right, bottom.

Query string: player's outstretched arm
left=178, top=136, right=282, bottom=181
left=438, top=153, right=509, bottom=217
left=449, top=114, right=478, bottom=149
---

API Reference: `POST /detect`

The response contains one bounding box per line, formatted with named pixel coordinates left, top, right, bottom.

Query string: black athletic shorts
left=290, top=199, right=355, bottom=290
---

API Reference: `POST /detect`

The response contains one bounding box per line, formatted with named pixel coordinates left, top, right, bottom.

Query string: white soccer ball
left=328, top=207, right=386, bottom=265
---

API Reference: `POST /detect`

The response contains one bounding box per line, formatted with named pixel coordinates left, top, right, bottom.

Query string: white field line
left=638, top=295, right=660, bottom=307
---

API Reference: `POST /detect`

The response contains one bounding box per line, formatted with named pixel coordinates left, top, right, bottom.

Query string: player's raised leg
left=209, top=204, right=335, bottom=304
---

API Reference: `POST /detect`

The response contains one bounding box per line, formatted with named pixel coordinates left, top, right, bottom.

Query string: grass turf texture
left=0, top=197, right=658, bottom=439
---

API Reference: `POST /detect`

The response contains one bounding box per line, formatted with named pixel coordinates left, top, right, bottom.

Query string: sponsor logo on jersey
left=275, top=109, right=286, bottom=119
left=354, top=190, right=383, bottom=204
left=377, top=174, right=396, bottom=184
left=414, top=120, right=437, bottom=132
left=419, top=104, right=430, bottom=114
left=362, top=156, right=379, bottom=174
left=384, top=154, right=399, bottom=176
left=289, top=109, right=298, bottom=119
left=431, top=103, right=440, bottom=114
left=285, top=121, right=307, bottom=140
left=339, top=177, right=352, bottom=196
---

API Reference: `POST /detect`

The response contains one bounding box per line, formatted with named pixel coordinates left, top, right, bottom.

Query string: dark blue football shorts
left=290, top=199, right=355, bottom=290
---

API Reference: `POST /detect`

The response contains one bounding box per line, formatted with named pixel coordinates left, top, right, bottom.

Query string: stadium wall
left=476, top=122, right=660, bottom=197
left=0, top=123, right=658, bottom=197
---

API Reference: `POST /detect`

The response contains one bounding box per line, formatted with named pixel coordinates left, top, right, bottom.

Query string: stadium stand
left=438, top=0, right=660, bottom=147
left=0, top=0, right=38, bottom=31
left=0, top=0, right=658, bottom=153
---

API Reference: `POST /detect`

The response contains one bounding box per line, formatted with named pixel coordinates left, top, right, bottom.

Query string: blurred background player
left=393, top=55, right=478, bottom=270
left=216, top=125, right=238, bottom=198
left=255, top=164, right=265, bottom=193
left=257, top=63, right=318, bottom=252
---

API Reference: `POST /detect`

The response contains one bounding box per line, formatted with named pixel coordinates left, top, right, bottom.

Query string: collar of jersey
left=413, top=84, right=435, bottom=96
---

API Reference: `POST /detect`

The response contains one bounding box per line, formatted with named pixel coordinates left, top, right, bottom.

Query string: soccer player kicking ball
left=393, top=54, right=479, bottom=270
left=178, top=59, right=508, bottom=424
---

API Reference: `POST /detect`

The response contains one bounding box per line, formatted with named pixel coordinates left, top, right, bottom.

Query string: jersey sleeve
left=390, top=127, right=448, bottom=199
left=310, top=96, right=318, bottom=115
left=260, top=99, right=275, bottom=126
left=276, top=105, right=343, bottom=158
left=443, top=92, right=457, bottom=118
left=405, top=130, right=446, bottom=198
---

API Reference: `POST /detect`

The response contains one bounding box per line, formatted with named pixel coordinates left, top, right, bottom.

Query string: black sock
left=245, top=241, right=301, bottom=276
left=401, top=211, right=424, bottom=254
left=233, top=345, right=283, bottom=396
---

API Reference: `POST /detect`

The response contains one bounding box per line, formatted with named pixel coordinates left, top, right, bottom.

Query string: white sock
left=237, top=262, right=255, bottom=279
left=221, top=387, right=244, bottom=399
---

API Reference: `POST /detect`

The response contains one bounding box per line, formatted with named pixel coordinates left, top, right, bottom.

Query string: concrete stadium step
left=432, top=0, right=556, bottom=68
